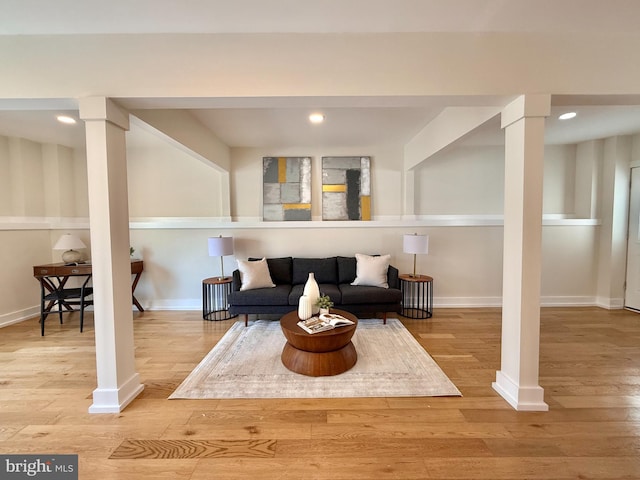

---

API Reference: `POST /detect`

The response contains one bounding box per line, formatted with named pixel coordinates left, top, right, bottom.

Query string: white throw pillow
left=351, top=253, right=391, bottom=288
left=237, top=258, right=275, bottom=291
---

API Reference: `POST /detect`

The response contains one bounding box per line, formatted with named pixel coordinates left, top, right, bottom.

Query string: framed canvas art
left=263, top=156, right=312, bottom=221
left=322, top=156, right=371, bottom=221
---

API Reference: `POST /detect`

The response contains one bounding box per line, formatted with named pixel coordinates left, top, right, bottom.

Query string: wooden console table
left=33, top=260, right=145, bottom=312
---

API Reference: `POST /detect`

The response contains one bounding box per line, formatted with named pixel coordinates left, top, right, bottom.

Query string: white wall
left=125, top=139, right=598, bottom=310
left=42, top=143, right=79, bottom=218
left=415, top=144, right=577, bottom=216
left=0, top=136, right=10, bottom=215
left=0, top=229, right=57, bottom=325
left=127, top=143, right=225, bottom=218
left=416, top=146, right=505, bottom=215
left=0, top=131, right=634, bottom=325
left=544, top=145, right=577, bottom=215
left=73, top=148, right=89, bottom=217
left=9, top=138, right=45, bottom=217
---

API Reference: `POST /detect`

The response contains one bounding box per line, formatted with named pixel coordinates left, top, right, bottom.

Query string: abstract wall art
left=322, top=156, right=371, bottom=221
left=263, top=156, right=312, bottom=221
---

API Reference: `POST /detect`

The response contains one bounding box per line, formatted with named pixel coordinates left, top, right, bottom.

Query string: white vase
left=298, top=295, right=313, bottom=320
left=303, top=272, right=320, bottom=314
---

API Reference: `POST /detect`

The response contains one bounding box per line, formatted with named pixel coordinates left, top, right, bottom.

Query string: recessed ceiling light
left=558, top=112, right=577, bottom=120
left=56, top=115, right=76, bottom=124
left=309, top=113, right=325, bottom=124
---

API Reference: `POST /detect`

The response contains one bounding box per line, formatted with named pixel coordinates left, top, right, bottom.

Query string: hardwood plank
left=310, top=422, right=514, bottom=440
left=503, top=421, right=640, bottom=439
left=80, top=458, right=197, bottom=480
left=161, top=423, right=313, bottom=440
left=460, top=407, right=638, bottom=423
left=385, top=396, right=511, bottom=409
left=422, top=457, right=640, bottom=479
left=275, top=438, right=493, bottom=458
left=110, top=439, right=277, bottom=459
left=556, top=436, right=640, bottom=456
left=552, top=395, right=640, bottom=408
left=189, top=457, right=431, bottom=480
left=186, top=409, right=328, bottom=424
left=482, top=438, right=566, bottom=456
left=325, top=408, right=466, bottom=424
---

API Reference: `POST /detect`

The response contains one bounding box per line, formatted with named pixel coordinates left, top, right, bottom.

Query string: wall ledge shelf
left=0, top=215, right=601, bottom=231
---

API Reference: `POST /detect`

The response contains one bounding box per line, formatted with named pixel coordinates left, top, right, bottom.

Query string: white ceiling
left=2, top=99, right=640, bottom=151
left=1, top=1, right=640, bottom=151
left=191, top=107, right=440, bottom=148
left=3, top=0, right=640, bottom=35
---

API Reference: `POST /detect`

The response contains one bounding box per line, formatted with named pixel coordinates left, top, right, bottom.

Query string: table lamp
left=54, top=234, right=87, bottom=263
left=208, top=236, right=234, bottom=280
left=403, top=233, right=429, bottom=277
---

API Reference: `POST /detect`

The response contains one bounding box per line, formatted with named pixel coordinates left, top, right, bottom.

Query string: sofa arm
left=388, top=265, right=400, bottom=289
left=231, top=269, right=242, bottom=292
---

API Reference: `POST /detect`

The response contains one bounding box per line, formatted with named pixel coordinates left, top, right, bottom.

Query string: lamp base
left=61, top=249, right=82, bottom=263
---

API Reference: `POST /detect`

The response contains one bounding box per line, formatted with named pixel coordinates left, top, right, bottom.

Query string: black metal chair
left=39, top=274, right=93, bottom=336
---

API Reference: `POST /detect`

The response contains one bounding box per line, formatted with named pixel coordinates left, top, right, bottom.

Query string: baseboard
left=539, top=296, right=599, bottom=307
left=433, top=295, right=598, bottom=308
left=492, top=370, right=549, bottom=411
left=0, top=306, right=39, bottom=328
left=434, top=297, right=503, bottom=308
left=595, top=296, right=625, bottom=310
left=89, top=372, right=144, bottom=414
left=140, top=299, right=201, bottom=311
left=151, top=296, right=601, bottom=311
left=1, top=296, right=619, bottom=325
left=144, top=295, right=608, bottom=311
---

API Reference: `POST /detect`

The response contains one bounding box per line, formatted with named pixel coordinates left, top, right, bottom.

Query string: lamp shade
left=54, top=234, right=87, bottom=263
left=208, top=236, right=234, bottom=257
left=54, top=234, right=87, bottom=251
left=403, top=234, right=429, bottom=255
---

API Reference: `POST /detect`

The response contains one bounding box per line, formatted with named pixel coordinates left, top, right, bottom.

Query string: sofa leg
left=244, top=314, right=248, bottom=327
left=383, top=313, right=387, bottom=325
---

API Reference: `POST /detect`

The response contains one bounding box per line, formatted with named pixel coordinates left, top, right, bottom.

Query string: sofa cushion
left=250, top=256, right=292, bottom=285
left=339, top=284, right=402, bottom=305
left=237, top=258, right=275, bottom=291
left=337, top=256, right=357, bottom=284
left=351, top=253, right=391, bottom=288
left=229, top=284, right=291, bottom=306
left=289, top=283, right=342, bottom=306
left=292, top=257, right=338, bottom=285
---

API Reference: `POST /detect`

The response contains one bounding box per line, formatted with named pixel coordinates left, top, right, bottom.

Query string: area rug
left=169, top=318, right=461, bottom=399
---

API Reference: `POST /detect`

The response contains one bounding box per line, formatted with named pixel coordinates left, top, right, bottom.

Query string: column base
left=88, top=373, right=144, bottom=414
left=492, top=370, right=549, bottom=411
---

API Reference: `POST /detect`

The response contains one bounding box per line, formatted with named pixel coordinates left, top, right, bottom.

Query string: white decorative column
left=79, top=97, right=144, bottom=413
left=493, top=94, right=550, bottom=411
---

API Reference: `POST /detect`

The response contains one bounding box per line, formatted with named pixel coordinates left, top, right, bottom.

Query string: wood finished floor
left=1, top=307, right=639, bottom=479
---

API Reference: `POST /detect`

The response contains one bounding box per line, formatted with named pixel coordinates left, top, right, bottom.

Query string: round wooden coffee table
left=280, top=309, right=358, bottom=377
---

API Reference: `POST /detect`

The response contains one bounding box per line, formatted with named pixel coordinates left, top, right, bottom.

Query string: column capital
left=79, top=97, right=130, bottom=131
left=501, top=94, right=551, bottom=130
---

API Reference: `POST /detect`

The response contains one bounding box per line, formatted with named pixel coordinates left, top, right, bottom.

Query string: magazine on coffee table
left=297, top=313, right=355, bottom=334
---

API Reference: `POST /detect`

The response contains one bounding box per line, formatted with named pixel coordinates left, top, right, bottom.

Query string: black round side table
left=399, top=274, right=433, bottom=319
left=202, top=277, right=236, bottom=321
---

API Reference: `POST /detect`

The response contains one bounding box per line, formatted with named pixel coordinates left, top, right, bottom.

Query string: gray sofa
left=229, top=256, right=402, bottom=325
